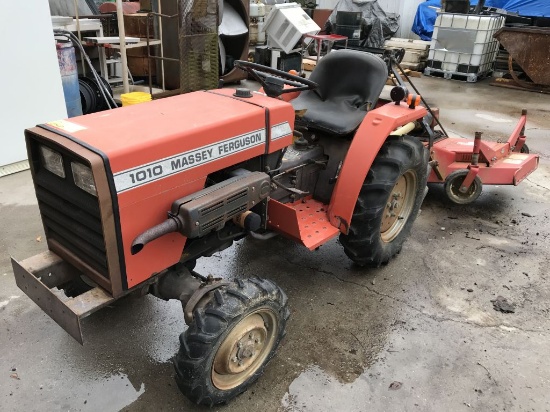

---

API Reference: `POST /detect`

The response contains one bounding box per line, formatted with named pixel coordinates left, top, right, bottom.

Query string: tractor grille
left=30, top=139, right=108, bottom=279
left=457, top=153, right=489, bottom=163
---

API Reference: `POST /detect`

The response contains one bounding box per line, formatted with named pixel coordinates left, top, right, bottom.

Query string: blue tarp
left=491, top=0, right=550, bottom=16
left=412, top=0, right=550, bottom=40
left=413, top=0, right=441, bottom=40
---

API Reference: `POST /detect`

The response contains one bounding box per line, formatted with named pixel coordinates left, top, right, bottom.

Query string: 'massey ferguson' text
left=114, top=129, right=266, bottom=192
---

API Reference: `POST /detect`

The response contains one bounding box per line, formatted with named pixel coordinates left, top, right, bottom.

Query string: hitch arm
left=460, top=132, right=482, bottom=192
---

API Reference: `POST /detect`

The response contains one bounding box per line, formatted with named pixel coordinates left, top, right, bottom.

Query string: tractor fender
left=328, top=102, right=428, bottom=234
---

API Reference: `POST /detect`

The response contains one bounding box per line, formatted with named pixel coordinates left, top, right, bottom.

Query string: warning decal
left=47, top=119, right=87, bottom=133
left=271, top=122, right=292, bottom=140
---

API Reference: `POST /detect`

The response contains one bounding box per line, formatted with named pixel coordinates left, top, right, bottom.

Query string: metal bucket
left=494, top=27, right=550, bottom=86
left=56, top=41, right=83, bottom=118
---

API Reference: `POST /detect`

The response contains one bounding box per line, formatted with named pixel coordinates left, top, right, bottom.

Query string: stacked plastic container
left=249, top=1, right=267, bottom=46
left=424, top=13, right=505, bottom=82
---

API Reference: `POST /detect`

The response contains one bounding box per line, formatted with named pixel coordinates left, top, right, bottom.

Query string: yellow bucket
left=121, top=92, right=152, bottom=106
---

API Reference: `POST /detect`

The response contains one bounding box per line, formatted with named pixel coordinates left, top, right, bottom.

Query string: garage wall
left=378, top=0, right=424, bottom=39
left=317, top=0, right=424, bottom=39
left=0, top=2, right=67, bottom=172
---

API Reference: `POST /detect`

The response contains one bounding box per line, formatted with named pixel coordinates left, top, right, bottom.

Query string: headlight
left=71, top=162, right=97, bottom=196
left=39, top=146, right=65, bottom=178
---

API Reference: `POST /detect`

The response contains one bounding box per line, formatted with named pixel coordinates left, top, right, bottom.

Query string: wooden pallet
left=303, top=57, right=423, bottom=82
left=386, top=69, right=423, bottom=85
left=385, top=38, right=431, bottom=51
left=490, top=77, right=550, bottom=94
left=424, top=67, right=492, bottom=83
left=302, top=58, right=317, bottom=71
left=399, top=61, right=426, bottom=71
left=385, top=38, right=429, bottom=76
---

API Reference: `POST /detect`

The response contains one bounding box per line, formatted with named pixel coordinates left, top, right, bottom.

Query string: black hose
left=54, top=29, right=117, bottom=110
left=395, top=59, right=449, bottom=138
left=473, top=0, right=486, bottom=14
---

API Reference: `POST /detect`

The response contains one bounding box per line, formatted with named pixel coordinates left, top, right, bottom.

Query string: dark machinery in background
left=157, top=0, right=249, bottom=90
left=494, top=26, right=550, bottom=92
left=78, top=76, right=113, bottom=114
left=253, top=46, right=303, bottom=73
left=178, top=0, right=220, bottom=92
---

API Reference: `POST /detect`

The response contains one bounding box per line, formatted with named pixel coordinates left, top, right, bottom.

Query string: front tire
left=174, top=278, right=289, bottom=406
left=340, top=135, right=428, bottom=267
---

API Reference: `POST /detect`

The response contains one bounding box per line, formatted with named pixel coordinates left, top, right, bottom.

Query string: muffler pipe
left=131, top=217, right=181, bottom=255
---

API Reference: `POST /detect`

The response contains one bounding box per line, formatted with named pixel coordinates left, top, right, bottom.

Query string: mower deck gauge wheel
left=444, top=170, right=483, bottom=204
left=520, top=144, right=529, bottom=154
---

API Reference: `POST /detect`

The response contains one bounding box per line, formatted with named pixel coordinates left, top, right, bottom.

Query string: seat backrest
left=310, top=49, right=388, bottom=109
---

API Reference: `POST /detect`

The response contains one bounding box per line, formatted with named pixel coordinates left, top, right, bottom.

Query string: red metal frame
left=304, top=34, right=349, bottom=62
left=267, top=197, right=339, bottom=250
left=428, top=112, right=538, bottom=187
left=42, top=84, right=539, bottom=289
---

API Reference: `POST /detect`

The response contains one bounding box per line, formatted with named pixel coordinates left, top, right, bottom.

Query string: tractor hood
left=27, top=89, right=295, bottom=288
left=40, top=89, right=295, bottom=207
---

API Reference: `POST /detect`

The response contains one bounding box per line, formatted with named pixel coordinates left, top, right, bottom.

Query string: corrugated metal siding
left=0, top=160, right=29, bottom=177
left=48, top=0, right=96, bottom=16
left=378, top=0, right=424, bottom=39
left=318, top=0, right=340, bottom=9
left=398, top=0, right=423, bottom=39
left=377, top=0, right=401, bottom=13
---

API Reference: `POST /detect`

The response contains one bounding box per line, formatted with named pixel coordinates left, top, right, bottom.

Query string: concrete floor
left=1, top=75, right=549, bottom=412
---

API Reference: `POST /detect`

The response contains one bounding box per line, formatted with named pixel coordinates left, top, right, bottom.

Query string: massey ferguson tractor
left=11, top=49, right=538, bottom=406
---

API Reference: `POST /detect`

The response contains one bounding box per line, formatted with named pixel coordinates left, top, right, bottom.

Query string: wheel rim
left=380, top=170, right=417, bottom=243
left=212, top=309, right=278, bottom=390
left=449, top=175, right=478, bottom=202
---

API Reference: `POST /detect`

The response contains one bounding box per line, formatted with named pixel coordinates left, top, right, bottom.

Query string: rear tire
left=174, top=278, right=289, bottom=406
left=340, top=135, right=428, bottom=267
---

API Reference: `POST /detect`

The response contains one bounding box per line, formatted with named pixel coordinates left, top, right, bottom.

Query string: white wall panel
left=0, top=2, right=67, bottom=168
left=317, top=0, right=340, bottom=9
left=377, top=0, right=401, bottom=14
left=398, top=0, right=423, bottom=38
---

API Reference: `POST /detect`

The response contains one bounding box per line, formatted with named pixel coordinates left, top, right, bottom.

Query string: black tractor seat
left=291, top=49, right=388, bottom=136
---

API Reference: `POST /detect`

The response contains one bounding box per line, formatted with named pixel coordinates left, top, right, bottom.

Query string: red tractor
left=11, top=49, right=537, bottom=406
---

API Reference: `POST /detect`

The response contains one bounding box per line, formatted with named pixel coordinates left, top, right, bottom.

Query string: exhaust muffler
left=131, top=171, right=270, bottom=254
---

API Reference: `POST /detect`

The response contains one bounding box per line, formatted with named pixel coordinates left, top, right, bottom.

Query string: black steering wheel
left=234, top=60, right=318, bottom=98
